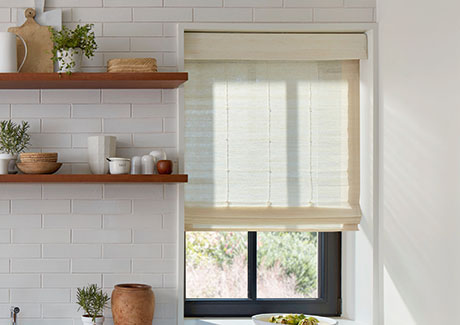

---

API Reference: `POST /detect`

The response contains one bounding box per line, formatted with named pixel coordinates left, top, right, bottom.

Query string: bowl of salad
left=252, top=313, right=338, bottom=325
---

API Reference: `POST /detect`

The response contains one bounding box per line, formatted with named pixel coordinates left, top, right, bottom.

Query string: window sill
left=184, top=318, right=366, bottom=325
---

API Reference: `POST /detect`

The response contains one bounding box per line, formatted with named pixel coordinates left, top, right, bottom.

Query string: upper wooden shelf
left=0, top=174, right=188, bottom=183
left=0, top=72, right=188, bottom=89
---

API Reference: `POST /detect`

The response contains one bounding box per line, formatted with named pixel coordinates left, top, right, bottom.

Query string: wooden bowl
left=16, top=162, right=62, bottom=174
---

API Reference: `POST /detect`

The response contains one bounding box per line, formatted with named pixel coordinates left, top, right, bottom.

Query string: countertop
left=185, top=318, right=366, bottom=325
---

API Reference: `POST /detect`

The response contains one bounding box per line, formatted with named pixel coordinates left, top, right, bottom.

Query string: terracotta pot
left=157, top=160, right=173, bottom=174
left=111, top=284, right=155, bottom=325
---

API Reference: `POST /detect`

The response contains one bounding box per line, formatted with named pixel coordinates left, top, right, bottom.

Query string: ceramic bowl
left=16, top=162, right=62, bottom=174
left=252, top=314, right=338, bottom=325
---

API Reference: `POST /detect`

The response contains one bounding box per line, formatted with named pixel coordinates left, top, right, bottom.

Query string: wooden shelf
left=0, top=72, right=188, bottom=89
left=0, top=174, right=188, bottom=183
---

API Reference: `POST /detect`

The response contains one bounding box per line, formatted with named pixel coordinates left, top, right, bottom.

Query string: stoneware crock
left=111, top=283, right=155, bottom=325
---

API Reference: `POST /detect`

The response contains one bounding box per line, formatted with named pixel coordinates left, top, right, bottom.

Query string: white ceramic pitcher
left=0, top=32, right=27, bottom=73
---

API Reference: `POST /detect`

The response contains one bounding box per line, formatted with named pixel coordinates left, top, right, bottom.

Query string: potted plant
left=77, top=284, right=110, bottom=325
left=49, top=24, right=97, bottom=74
left=0, top=120, right=30, bottom=174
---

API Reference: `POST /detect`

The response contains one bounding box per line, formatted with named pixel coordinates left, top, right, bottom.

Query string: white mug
left=0, top=32, right=28, bottom=73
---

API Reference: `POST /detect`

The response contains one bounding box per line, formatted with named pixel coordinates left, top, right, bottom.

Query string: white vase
left=88, top=136, right=116, bottom=175
left=0, top=153, right=13, bottom=175
left=57, top=48, right=82, bottom=73
left=81, top=315, right=104, bottom=325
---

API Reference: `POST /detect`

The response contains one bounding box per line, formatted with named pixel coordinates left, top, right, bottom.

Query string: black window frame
left=185, top=231, right=341, bottom=317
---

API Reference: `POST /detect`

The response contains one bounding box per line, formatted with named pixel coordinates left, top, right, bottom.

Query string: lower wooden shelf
left=0, top=174, right=188, bottom=183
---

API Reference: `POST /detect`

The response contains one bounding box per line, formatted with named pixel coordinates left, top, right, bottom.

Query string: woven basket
left=20, top=152, right=58, bottom=163
left=107, top=58, right=158, bottom=73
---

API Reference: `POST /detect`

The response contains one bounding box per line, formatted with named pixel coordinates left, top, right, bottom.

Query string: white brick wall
left=3, top=186, right=179, bottom=324
left=0, top=0, right=375, bottom=324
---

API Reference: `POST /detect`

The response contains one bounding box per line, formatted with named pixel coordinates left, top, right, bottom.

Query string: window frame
left=178, top=23, right=378, bottom=323
left=184, top=232, right=341, bottom=317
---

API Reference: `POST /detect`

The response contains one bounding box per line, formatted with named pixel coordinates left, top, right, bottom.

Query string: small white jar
left=141, top=155, right=154, bottom=174
left=131, top=156, right=141, bottom=174
left=107, top=158, right=130, bottom=175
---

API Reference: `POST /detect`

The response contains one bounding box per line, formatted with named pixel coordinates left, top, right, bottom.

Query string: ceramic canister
left=108, top=158, right=130, bottom=175
left=131, top=156, right=141, bottom=174
left=141, top=155, right=154, bottom=174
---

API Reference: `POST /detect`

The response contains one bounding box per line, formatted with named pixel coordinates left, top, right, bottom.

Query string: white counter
left=185, top=318, right=366, bottom=325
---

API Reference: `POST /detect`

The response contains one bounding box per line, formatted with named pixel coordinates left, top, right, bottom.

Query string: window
left=183, top=32, right=364, bottom=317
left=185, top=231, right=341, bottom=317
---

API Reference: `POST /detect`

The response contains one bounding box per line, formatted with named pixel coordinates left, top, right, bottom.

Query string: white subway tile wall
left=0, top=0, right=375, bottom=324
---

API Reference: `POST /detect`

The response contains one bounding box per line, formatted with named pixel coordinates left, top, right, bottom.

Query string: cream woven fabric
left=184, top=34, right=362, bottom=232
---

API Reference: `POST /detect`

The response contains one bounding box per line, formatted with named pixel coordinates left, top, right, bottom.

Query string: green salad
left=268, top=314, right=320, bottom=325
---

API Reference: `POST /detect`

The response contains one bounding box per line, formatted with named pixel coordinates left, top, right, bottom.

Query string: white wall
left=378, top=0, right=460, bottom=323
left=0, top=0, right=376, bottom=324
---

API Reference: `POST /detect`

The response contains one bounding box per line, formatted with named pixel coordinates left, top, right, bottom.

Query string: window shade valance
left=184, top=33, right=368, bottom=61
left=184, top=33, right=362, bottom=232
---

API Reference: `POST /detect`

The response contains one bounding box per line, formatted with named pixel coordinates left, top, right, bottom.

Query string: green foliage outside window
left=186, top=232, right=318, bottom=296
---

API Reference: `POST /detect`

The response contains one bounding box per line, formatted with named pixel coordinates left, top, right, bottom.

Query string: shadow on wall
left=382, top=99, right=460, bottom=324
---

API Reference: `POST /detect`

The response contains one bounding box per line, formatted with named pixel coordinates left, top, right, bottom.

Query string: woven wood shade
left=184, top=33, right=363, bottom=232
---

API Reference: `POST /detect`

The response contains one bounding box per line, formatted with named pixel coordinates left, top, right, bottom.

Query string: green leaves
left=269, top=314, right=319, bottom=325
left=258, top=232, right=318, bottom=296
left=186, top=232, right=318, bottom=296
left=49, top=24, right=98, bottom=74
left=0, top=120, right=30, bottom=155
left=76, top=284, right=110, bottom=323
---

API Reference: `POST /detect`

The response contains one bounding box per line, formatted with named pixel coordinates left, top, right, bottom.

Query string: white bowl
left=252, top=313, right=338, bottom=325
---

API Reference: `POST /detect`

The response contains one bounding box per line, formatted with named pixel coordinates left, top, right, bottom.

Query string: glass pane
left=257, top=232, right=318, bottom=298
left=186, top=232, right=248, bottom=298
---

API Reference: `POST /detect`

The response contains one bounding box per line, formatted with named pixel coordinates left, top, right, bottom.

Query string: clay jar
left=157, top=160, right=173, bottom=174
left=111, top=284, right=155, bottom=325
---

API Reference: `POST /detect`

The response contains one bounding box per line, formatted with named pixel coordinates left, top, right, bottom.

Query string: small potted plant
left=77, top=284, right=110, bottom=325
left=0, top=120, right=30, bottom=174
left=49, top=24, right=97, bottom=74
